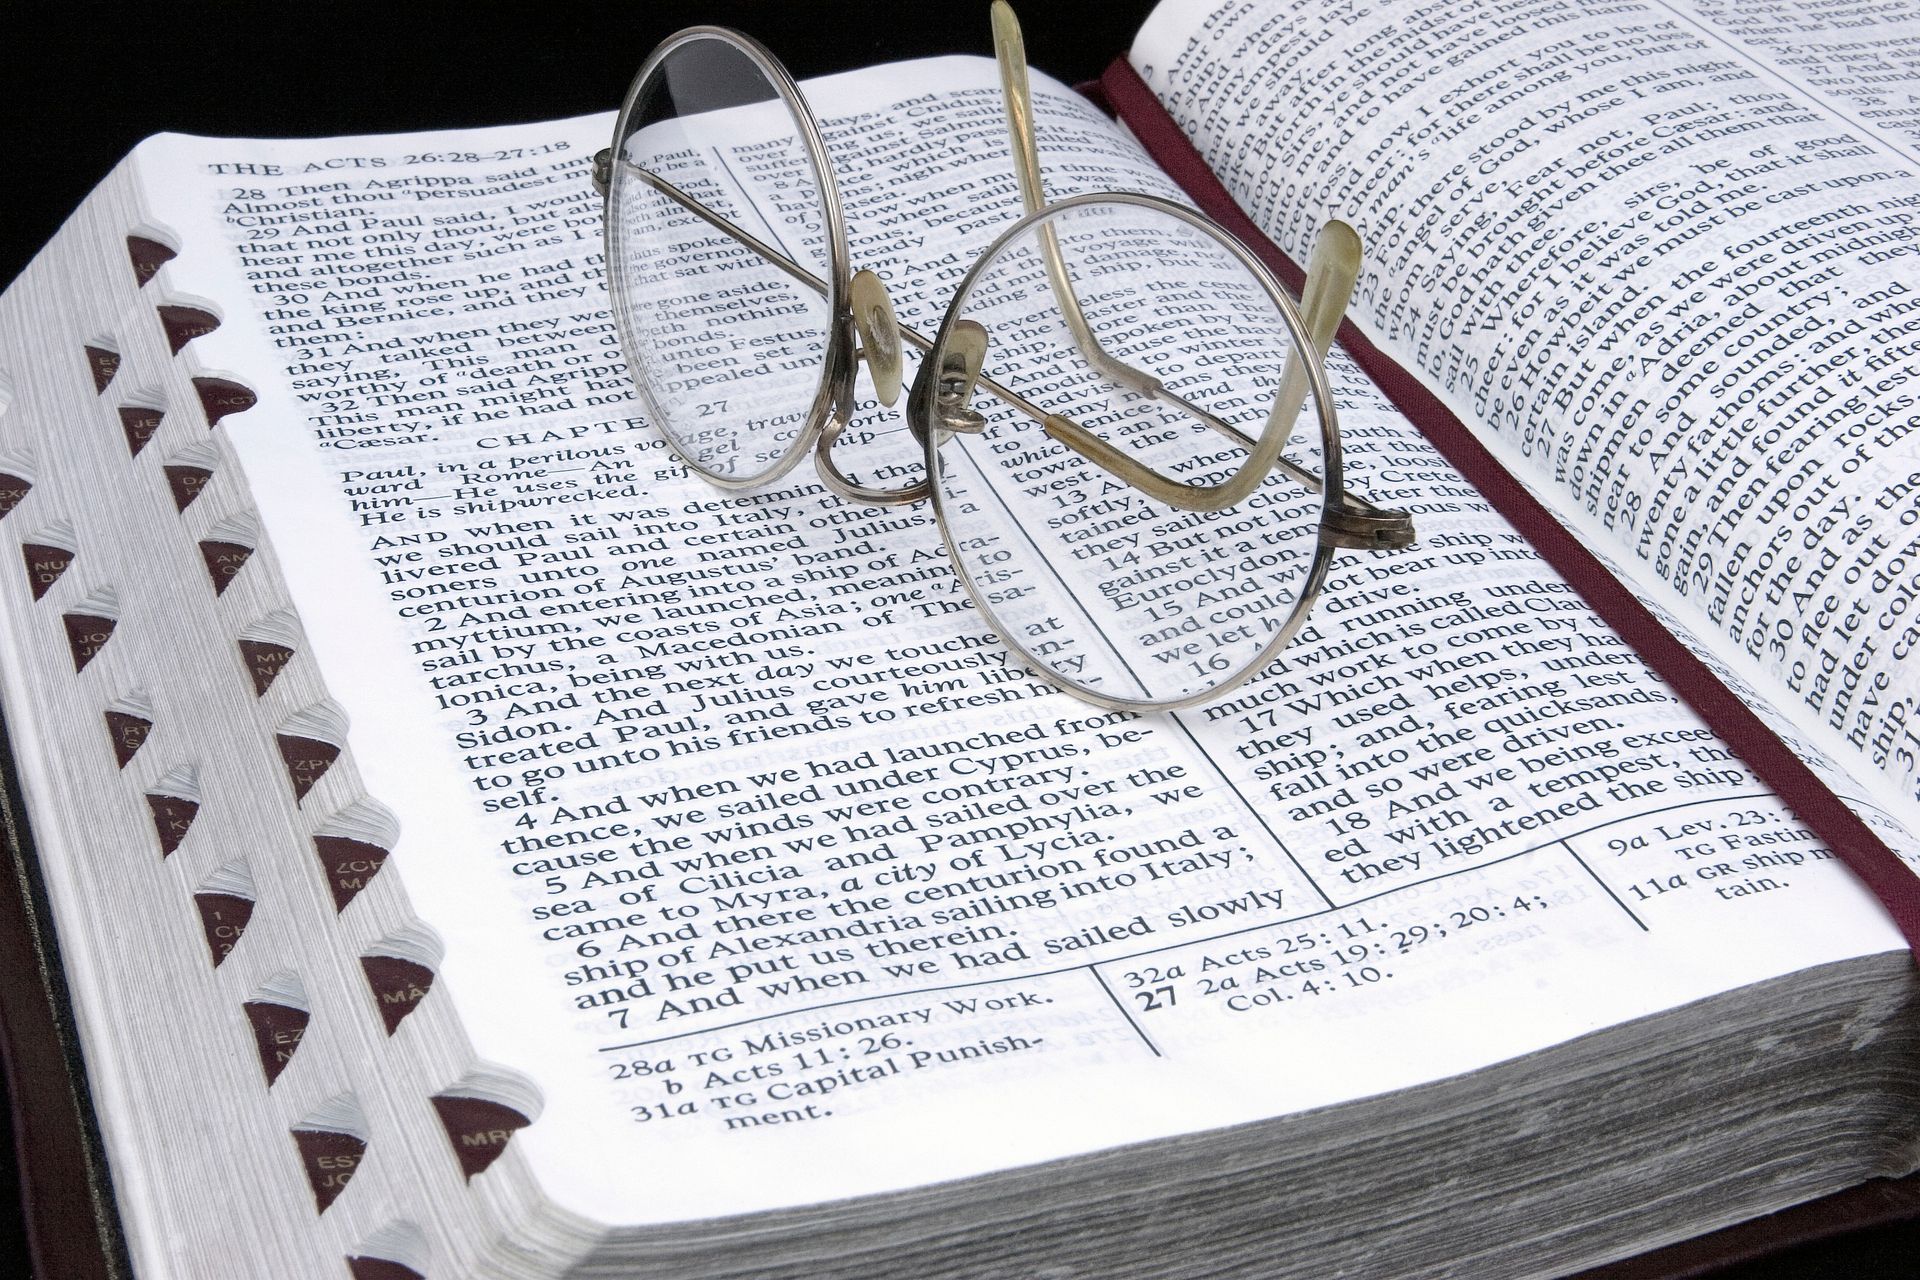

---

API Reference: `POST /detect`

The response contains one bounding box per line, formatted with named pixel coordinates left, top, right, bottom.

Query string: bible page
left=1134, top=0, right=1920, bottom=816
left=136, top=52, right=1912, bottom=1226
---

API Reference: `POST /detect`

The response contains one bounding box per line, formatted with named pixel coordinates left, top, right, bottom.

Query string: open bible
left=1, top=0, right=1917, bottom=1276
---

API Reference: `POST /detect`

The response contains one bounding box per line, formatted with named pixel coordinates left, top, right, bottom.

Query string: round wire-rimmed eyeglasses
left=594, top=2, right=1415, bottom=713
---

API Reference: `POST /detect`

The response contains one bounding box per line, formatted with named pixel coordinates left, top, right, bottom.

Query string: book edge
left=1089, top=51, right=1920, bottom=1278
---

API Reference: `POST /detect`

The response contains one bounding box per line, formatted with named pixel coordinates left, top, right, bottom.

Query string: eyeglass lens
left=609, top=38, right=1331, bottom=707
left=931, top=200, right=1329, bottom=705
left=607, top=34, right=835, bottom=485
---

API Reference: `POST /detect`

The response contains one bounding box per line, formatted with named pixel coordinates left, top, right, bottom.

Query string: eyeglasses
left=593, top=2, right=1414, bottom=712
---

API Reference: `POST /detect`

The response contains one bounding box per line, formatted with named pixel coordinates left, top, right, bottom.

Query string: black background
left=0, top=0, right=1144, bottom=292
left=0, top=2, right=1914, bottom=1275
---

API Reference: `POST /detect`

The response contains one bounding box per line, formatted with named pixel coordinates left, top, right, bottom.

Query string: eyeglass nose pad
left=933, top=321, right=989, bottom=438
left=851, top=270, right=903, bottom=408
left=906, top=319, right=989, bottom=450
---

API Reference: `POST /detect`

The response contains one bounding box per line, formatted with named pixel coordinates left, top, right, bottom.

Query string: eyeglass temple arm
left=590, top=154, right=1408, bottom=545
left=990, top=3, right=1148, bottom=396
left=1045, top=226, right=1355, bottom=502
left=1044, top=223, right=1414, bottom=547
left=989, top=6, right=1410, bottom=549
left=595, top=153, right=1026, bottom=420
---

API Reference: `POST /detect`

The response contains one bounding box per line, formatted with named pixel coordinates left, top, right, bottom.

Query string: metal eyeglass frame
left=594, top=1, right=1415, bottom=712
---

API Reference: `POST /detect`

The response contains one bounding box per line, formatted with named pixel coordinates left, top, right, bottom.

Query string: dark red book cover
left=0, top=717, right=129, bottom=1279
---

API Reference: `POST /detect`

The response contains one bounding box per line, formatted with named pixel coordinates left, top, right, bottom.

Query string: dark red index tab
left=360, top=955, right=434, bottom=1035
left=277, top=734, right=339, bottom=801
left=119, top=406, right=164, bottom=457
left=0, top=474, right=29, bottom=519
left=126, top=235, right=176, bottom=287
left=348, top=1260, right=424, bottom=1280
left=63, top=613, right=115, bottom=671
left=21, top=543, right=72, bottom=600
left=291, top=1128, right=364, bottom=1213
left=156, top=305, right=220, bottom=355
left=314, top=835, right=389, bottom=913
left=162, top=463, right=213, bottom=511
left=104, top=711, right=150, bottom=768
left=146, top=792, right=199, bottom=856
left=239, top=639, right=294, bottom=696
left=430, top=1095, right=530, bottom=1181
left=243, top=1000, right=310, bottom=1086
left=198, top=540, right=252, bottom=595
left=84, top=345, right=120, bottom=393
left=193, top=892, right=253, bottom=966
left=193, top=377, right=256, bottom=428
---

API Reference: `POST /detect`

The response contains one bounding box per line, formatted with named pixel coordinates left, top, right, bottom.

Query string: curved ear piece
left=991, top=1, right=1045, bottom=216
left=1041, top=218, right=1366, bottom=515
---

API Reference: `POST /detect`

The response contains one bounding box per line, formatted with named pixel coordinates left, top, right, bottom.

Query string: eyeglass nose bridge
left=813, top=269, right=950, bottom=508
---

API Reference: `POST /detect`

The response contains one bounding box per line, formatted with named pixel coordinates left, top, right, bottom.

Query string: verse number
left=608, top=1057, right=674, bottom=1080
left=1133, top=984, right=1176, bottom=1012
left=1122, top=964, right=1184, bottom=988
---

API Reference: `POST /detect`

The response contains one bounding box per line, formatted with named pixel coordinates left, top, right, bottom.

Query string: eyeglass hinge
left=591, top=148, right=612, bottom=199
left=1320, top=505, right=1417, bottom=550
